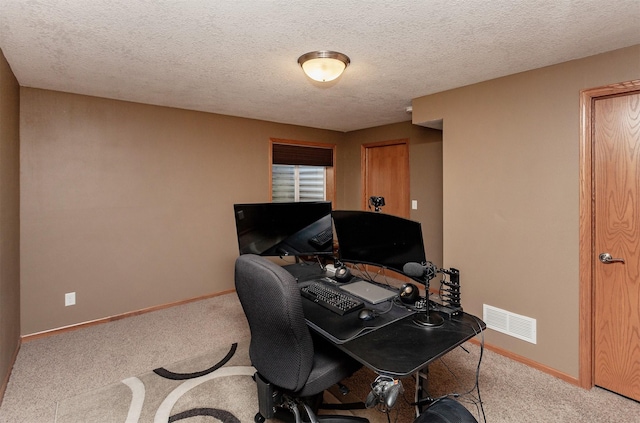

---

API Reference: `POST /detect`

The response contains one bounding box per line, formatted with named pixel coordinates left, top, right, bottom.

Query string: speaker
left=399, top=283, right=419, bottom=304
left=334, top=266, right=352, bottom=282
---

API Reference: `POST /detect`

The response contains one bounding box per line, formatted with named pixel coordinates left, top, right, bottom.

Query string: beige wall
left=19, top=89, right=442, bottom=336
left=412, top=44, right=640, bottom=378
left=0, top=49, right=21, bottom=393
left=19, top=89, right=348, bottom=335
left=409, top=125, right=444, bottom=269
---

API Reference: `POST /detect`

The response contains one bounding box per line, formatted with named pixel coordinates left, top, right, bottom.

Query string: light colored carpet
left=51, top=339, right=413, bottom=423
left=54, top=343, right=257, bottom=423
left=1, top=292, right=639, bottom=422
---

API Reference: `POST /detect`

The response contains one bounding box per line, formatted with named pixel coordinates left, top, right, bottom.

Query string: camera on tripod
left=369, top=196, right=385, bottom=212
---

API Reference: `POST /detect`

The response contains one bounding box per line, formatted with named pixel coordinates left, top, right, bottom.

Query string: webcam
left=369, top=196, right=385, bottom=212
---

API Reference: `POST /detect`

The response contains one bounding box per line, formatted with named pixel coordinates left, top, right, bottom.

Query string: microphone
left=403, top=261, right=445, bottom=327
left=402, top=262, right=424, bottom=278
left=402, top=261, right=436, bottom=280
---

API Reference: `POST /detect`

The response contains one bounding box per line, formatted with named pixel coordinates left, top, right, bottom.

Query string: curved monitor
left=332, top=210, right=427, bottom=277
left=233, top=201, right=333, bottom=256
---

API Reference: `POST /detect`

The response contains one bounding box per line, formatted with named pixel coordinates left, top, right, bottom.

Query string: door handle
left=599, top=253, right=625, bottom=264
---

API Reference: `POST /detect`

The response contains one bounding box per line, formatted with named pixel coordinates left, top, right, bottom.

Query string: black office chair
left=235, top=254, right=369, bottom=423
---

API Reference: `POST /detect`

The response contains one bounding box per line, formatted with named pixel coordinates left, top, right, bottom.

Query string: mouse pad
left=300, top=279, right=415, bottom=344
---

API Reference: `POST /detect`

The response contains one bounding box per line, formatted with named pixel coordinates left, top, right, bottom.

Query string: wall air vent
left=483, top=304, right=537, bottom=344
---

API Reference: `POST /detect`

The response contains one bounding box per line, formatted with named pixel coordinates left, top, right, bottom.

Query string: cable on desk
left=350, top=263, right=402, bottom=291
left=412, top=315, right=487, bottom=423
left=348, top=263, right=378, bottom=283
left=430, top=315, right=485, bottom=422
left=451, top=315, right=486, bottom=423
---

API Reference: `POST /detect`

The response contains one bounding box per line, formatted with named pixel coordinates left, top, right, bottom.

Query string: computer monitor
left=331, top=210, right=427, bottom=279
left=233, top=201, right=333, bottom=256
left=334, top=210, right=444, bottom=326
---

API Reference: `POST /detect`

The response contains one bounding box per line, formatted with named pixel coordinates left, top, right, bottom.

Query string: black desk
left=285, top=263, right=485, bottom=377
left=336, top=312, right=484, bottom=377
left=303, top=292, right=483, bottom=377
left=300, top=278, right=415, bottom=345
left=286, top=263, right=485, bottom=418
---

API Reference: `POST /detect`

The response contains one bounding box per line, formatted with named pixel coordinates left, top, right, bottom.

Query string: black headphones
left=399, top=283, right=419, bottom=304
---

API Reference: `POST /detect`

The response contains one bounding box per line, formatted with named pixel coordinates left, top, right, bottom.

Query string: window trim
left=269, top=138, right=337, bottom=205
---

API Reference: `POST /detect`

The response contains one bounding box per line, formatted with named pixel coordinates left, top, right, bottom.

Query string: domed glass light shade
left=298, top=51, right=350, bottom=82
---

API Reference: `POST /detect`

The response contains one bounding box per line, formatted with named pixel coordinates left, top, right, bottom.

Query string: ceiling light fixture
left=298, top=51, right=350, bottom=82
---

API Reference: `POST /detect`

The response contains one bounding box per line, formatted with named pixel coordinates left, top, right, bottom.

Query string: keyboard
left=309, top=228, right=333, bottom=248
left=300, top=282, right=364, bottom=315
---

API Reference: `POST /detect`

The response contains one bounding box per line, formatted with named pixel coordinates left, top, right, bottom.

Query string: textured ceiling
left=1, top=1, right=639, bottom=132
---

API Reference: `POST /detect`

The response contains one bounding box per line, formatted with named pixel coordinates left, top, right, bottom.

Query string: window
left=270, top=139, right=336, bottom=204
left=272, top=165, right=326, bottom=202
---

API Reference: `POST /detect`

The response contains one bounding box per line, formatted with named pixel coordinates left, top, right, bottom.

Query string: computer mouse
left=358, top=309, right=376, bottom=321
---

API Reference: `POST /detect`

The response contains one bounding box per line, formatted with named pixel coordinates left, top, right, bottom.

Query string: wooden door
left=361, top=140, right=410, bottom=282
left=361, top=140, right=409, bottom=217
left=593, top=91, right=640, bottom=401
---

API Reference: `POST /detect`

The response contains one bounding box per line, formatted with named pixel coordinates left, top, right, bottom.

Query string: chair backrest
left=234, top=254, right=314, bottom=392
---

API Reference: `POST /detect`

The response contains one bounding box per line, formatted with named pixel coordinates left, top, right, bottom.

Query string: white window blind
left=272, top=165, right=326, bottom=202
left=272, top=165, right=296, bottom=202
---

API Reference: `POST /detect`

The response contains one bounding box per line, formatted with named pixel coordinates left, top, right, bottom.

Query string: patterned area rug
left=53, top=341, right=415, bottom=423
left=55, top=342, right=257, bottom=423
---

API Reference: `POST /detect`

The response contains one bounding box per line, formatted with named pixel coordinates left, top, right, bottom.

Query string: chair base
left=255, top=412, right=368, bottom=423
left=254, top=372, right=368, bottom=423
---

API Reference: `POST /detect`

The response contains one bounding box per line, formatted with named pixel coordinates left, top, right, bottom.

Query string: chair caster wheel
left=254, top=412, right=266, bottom=423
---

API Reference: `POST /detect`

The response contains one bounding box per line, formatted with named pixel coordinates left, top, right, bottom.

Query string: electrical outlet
left=65, top=292, right=76, bottom=306
left=411, top=200, right=418, bottom=210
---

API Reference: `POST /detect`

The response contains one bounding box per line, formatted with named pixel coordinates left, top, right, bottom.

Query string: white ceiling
left=1, top=1, right=639, bottom=132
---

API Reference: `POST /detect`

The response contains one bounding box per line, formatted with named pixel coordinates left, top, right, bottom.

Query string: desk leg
left=414, top=368, right=430, bottom=416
